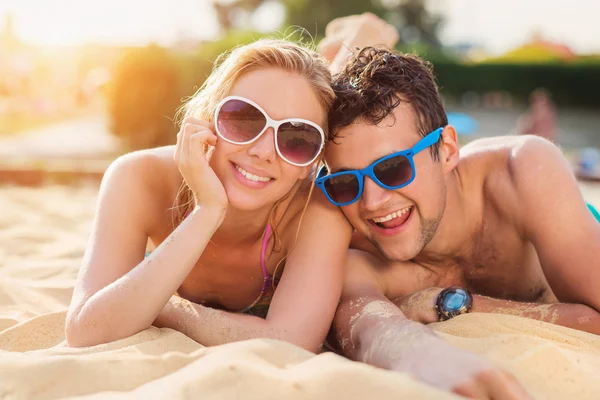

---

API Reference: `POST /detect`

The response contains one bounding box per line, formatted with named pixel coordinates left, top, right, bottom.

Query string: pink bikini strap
left=260, top=224, right=272, bottom=278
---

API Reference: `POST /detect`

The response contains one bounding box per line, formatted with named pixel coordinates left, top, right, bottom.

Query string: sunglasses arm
left=412, top=127, right=444, bottom=154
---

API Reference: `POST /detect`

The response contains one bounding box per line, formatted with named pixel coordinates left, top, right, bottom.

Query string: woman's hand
left=174, top=117, right=228, bottom=213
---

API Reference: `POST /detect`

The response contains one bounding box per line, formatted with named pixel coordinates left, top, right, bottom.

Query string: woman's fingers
left=189, top=131, right=216, bottom=164
left=178, top=118, right=215, bottom=161
left=183, top=116, right=214, bottom=130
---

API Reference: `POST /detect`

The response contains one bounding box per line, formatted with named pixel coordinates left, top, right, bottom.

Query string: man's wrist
left=434, top=287, right=474, bottom=322
left=424, top=288, right=444, bottom=323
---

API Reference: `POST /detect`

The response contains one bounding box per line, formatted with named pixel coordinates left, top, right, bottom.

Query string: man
left=317, top=45, right=600, bottom=398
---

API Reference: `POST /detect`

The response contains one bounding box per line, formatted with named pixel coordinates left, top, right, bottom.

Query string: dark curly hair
left=328, top=46, right=447, bottom=160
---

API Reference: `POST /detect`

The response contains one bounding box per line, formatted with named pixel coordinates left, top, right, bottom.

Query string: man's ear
left=439, top=125, right=460, bottom=172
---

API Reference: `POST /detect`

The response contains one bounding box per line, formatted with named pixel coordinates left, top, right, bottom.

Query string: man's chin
left=373, top=239, right=422, bottom=262
left=368, top=228, right=422, bottom=262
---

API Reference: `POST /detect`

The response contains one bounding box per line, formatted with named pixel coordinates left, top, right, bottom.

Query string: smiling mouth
left=370, top=206, right=413, bottom=229
left=233, top=163, right=273, bottom=183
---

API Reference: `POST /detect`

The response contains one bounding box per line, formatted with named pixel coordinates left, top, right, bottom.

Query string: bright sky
left=437, top=0, right=600, bottom=54
left=0, top=0, right=221, bottom=46
left=1, top=0, right=599, bottom=55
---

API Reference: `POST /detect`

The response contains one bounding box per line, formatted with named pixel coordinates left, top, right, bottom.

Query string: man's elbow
left=570, top=303, right=600, bottom=335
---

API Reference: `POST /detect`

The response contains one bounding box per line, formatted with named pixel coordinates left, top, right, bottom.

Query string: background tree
left=209, top=0, right=444, bottom=48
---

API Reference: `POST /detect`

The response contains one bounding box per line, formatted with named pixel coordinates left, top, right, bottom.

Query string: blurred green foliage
left=106, top=32, right=263, bottom=151
left=105, top=30, right=315, bottom=150
left=106, top=1, right=600, bottom=150
left=433, top=62, right=600, bottom=108
left=214, top=0, right=442, bottom=46
left=106, top=45, right=182, bottom=151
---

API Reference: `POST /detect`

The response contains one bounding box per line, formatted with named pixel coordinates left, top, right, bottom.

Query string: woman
left=64, top=38, right=353, bottom=352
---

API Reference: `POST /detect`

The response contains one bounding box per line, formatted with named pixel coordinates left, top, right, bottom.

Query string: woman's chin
left=222, top=176, right=301, bottom=213
left=224, top=190, right=270, bottom=212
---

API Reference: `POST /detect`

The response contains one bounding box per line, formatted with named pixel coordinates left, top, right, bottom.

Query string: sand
left=1, top=183, right=600, bottom=400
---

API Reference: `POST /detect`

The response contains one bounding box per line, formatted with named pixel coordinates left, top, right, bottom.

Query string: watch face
left=442, top=290, right=467, bottom=311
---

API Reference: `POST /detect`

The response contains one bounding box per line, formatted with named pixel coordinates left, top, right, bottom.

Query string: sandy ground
left=1, top=182, right=600, bottom=399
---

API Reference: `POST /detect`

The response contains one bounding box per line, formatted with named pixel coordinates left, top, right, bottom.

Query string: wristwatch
left=434, top=286, right=473, bottom=321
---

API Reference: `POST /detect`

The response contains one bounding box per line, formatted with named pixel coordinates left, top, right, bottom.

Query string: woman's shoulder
left=102, top=146, right=181, bottom=209
left=107, top=145, right=178, bottom=179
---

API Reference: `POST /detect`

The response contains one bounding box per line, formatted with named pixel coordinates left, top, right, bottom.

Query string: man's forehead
left=325, top=115, right=420, bottom=171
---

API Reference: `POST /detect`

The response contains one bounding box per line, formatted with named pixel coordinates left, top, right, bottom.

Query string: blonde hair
left=172, top=38, right=335, bottom=254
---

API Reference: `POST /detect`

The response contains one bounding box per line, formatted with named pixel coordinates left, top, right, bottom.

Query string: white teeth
left=236, top=165, right=271, bottom=183
left=372, top=206, right=411, bottom=223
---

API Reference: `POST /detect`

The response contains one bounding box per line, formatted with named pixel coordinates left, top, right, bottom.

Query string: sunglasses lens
left=277, top=121, right=323, bottom=165
left=324, top=173, right=360, bottom=204
left=217, top=99, right=266, bottom=143
left=373, top=155, right=413, bottom=187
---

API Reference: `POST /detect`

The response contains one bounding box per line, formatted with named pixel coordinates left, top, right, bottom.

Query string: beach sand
left=1, top=183, right=600, bottom=399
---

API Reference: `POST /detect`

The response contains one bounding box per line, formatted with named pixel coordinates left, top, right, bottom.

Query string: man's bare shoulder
left=504, top=135, right=580, bottom=213
left=459, top=134, right=562, bottom=173
left=459, top=136, right=522, bottom=192
left=459, top=135, right=528, bottom=164
left=458, top=134, right=567, bottom=222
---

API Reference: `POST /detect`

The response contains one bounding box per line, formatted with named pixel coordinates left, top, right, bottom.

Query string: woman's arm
left=65, top=152, right=224, bottom=347
left=155, top=192, right=353, bottom=352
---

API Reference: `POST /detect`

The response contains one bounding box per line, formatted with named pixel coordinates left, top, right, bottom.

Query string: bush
left=431, top=62, right=600, bottom=108
left=107, top=33, right=600, bottom=152
left=398, top=44, right=600, bottom=108
left=107, top=45, right=184, bottom=151
left=107, top=31, right=273, bottom=151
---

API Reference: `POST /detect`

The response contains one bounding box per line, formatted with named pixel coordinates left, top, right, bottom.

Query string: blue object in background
left=447, top=112, right=478, bottom=136
left=578, top=147, right=600, bottom=174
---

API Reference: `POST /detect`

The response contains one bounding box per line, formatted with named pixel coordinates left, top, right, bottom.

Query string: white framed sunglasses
left=214, top=95, right=326, bottom=167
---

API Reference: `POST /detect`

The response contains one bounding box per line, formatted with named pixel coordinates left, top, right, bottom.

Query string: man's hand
left=319, top=13, right=400, bottom=72
left=395, top=287, right=442, bottom=324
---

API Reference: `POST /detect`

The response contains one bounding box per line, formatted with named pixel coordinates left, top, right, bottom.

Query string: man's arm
left=397, top=288, right=600, bottom=335
left=474, top=296, right=600, bottom=334
left=398, top=137, right=600, bottom=335
left=334, top=250, right=530, bottom=399
left=512, top=136, right=600, bottom=311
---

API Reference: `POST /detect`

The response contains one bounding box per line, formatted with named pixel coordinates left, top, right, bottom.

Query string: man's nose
left=360, top=176, right=393, bottom=213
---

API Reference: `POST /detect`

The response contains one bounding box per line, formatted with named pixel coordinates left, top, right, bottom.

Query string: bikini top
left=147, top=224, right=278, bottom=319
left=241, top=224, right=278, bottom=318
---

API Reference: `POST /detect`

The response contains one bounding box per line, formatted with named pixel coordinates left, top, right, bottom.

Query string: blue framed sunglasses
left=316, top=127, right=443, bottom=206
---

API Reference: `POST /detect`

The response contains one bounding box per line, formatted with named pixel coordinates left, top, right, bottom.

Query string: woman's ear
left=298, top=165, right=312, bottom=180
left=439, top=125, right=460, bottom=172
left=298, top=157, right=325, bottom=180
